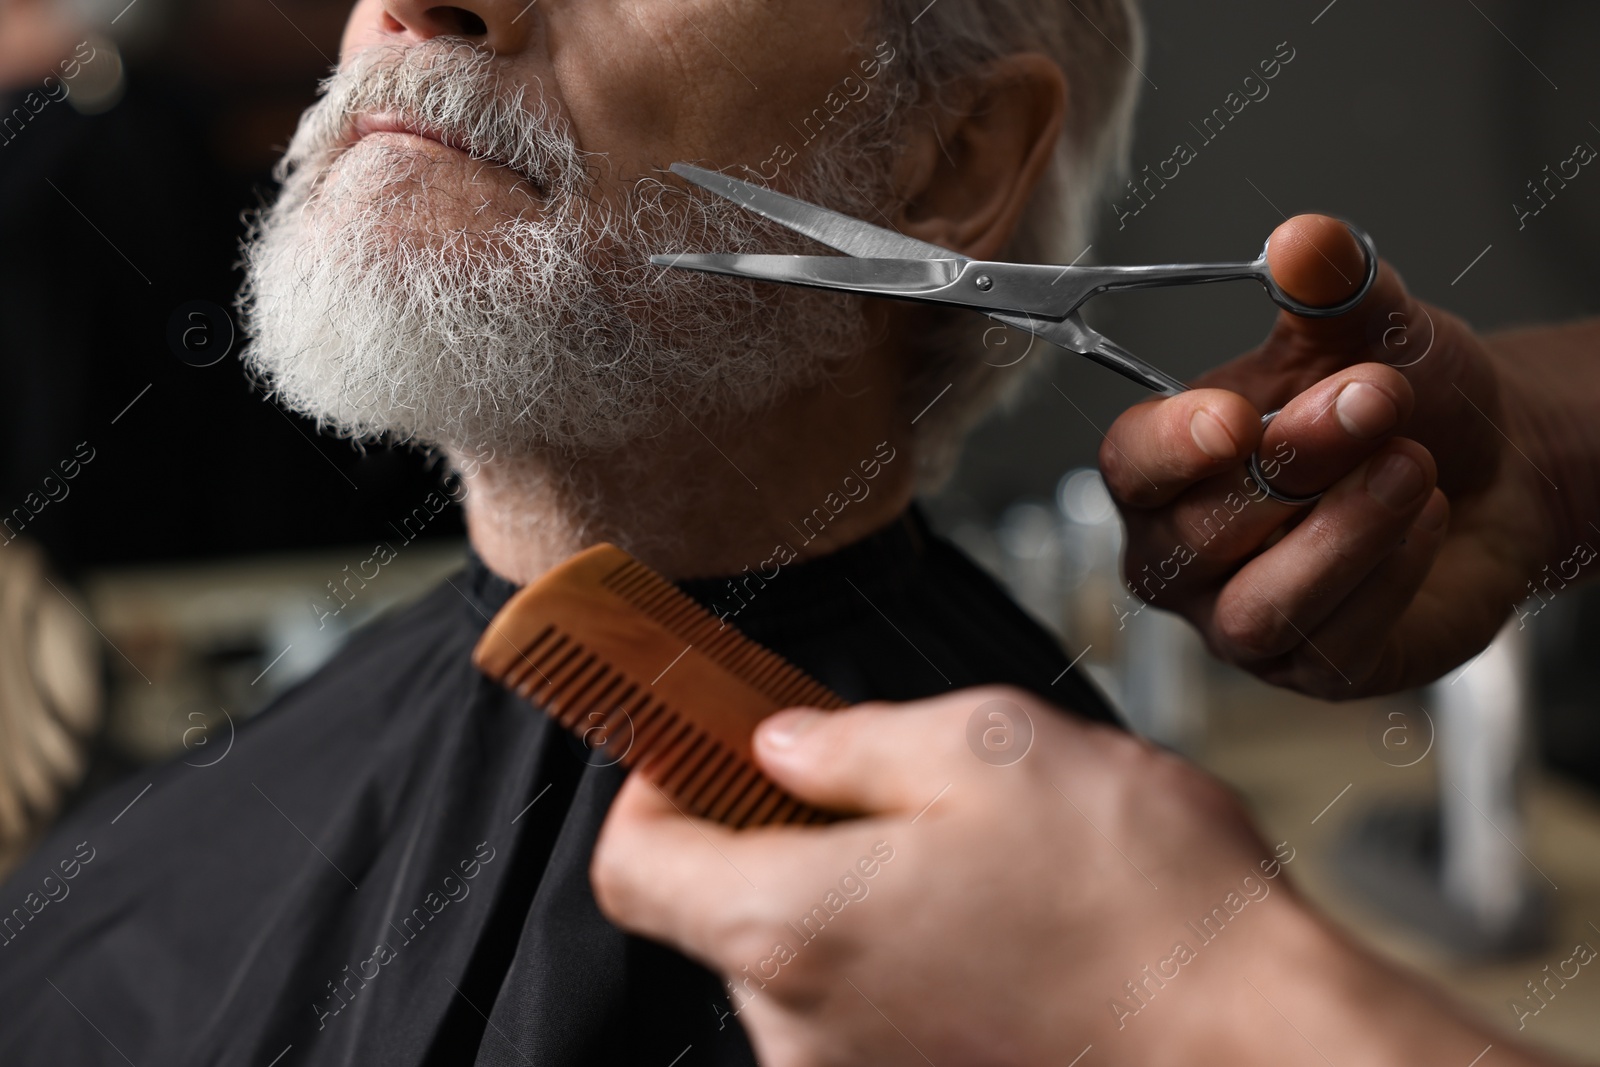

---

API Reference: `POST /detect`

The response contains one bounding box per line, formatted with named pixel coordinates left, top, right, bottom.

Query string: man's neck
left=458, top=375, right=917, bottom=586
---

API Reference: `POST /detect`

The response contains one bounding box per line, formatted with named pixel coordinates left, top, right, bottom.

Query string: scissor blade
left=670, top=163, right=956, bottom=262
left=651, top=253, right=962, bottom=294
left=989, top=312, right=1187, bottom=396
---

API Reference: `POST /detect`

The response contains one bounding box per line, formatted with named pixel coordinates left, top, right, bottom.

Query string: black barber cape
left=0, top=508, right=1117, bottom=1066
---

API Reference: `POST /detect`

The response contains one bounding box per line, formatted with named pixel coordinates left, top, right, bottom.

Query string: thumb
left=751, top=690, right=1011, bottom=815
left=1263, top=213, right=1411, bottom=372
left=1203, top=215, right=1418, bottom=407
left=1267, top=213, right=1368, bottom=311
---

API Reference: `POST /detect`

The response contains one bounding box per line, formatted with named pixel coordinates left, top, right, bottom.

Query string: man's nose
left=379, top=0, right=534, bottom=52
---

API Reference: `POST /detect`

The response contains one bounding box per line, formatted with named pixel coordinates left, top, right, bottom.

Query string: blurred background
left=1, top=0, right=1598, bottom=1057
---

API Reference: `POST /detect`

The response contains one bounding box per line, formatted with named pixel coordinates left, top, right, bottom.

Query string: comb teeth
left=518, top=628, right=833, bottom=825
left=473, top=545, right=849, bottom=827
left=600, top=559, right=845, bottom=711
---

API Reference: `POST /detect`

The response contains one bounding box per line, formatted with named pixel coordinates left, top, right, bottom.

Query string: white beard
left=238, top=40, right=894, bottom=458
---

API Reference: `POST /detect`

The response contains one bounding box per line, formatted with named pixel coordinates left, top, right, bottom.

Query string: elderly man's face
left=240, top=0, right=898, bottom=458
left=339, top=0, right=874, bottom=225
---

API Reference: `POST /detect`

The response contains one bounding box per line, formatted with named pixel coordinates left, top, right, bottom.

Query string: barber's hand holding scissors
left=657, top=166, right=1583, bottom=701
left=1102, top=214, right=1563, bottom=698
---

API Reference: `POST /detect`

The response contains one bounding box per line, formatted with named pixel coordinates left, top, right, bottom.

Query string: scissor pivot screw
left=974, top=274, right=994, bottom=291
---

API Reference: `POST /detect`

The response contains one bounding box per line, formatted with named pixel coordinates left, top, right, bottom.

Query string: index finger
left=1100, top=388, right=1263, bottom=509
left=592, top=773, right=891, bottom=960
left=592, top=774, right=768, bottom=954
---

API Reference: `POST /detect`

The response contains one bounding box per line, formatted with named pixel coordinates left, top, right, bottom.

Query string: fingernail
left=1190, top=409, right=1238, bottom=461
left=1414, top=490, right=1448, bottom=534
left=1366, top=452, right=1426, bottom=511
left=1335, top=382, right=1398, bottom=440
left=757, top=708, right=822, bottom=750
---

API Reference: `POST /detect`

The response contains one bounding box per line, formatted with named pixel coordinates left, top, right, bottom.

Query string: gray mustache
left=281, top=40, right=586, bottom=199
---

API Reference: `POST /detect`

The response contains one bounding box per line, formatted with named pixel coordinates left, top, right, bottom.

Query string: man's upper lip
left=350, top=113, right=473, bottom=156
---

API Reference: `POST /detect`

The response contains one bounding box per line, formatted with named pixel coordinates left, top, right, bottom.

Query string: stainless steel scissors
left=651, top=162, right=1379, bottom=506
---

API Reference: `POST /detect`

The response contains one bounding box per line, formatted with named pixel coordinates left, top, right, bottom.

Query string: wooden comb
left=472, top=544, right=848, bottom=827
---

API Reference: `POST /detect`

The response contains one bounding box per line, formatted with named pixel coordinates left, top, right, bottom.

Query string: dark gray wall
left=940, top=0, right=1600, bottom=515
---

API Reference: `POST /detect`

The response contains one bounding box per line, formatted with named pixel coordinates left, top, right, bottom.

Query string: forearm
left=1487, top=318, right=1600, bottom=575
left=1181, top=898, right=1568, bottom=1067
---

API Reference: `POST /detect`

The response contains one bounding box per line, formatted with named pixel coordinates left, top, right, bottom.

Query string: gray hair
left=873, top=0, right=1144, bottom=486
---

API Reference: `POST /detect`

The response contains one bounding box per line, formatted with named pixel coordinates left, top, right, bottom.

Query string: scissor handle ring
left=1248, top=410, right=1321, bottom=506
left=1258, top=222, right=1380, bottom=320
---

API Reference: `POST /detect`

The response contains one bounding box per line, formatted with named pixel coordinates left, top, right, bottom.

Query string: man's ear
left=891, top=54, right=1067, bottom=261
